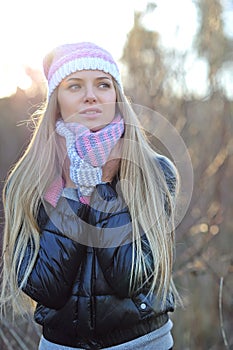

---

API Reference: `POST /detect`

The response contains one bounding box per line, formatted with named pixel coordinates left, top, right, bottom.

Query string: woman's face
left=57, top=70, right=117, bottom=130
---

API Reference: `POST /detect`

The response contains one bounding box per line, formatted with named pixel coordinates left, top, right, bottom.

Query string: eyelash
left=99, top=82, right=111, bottom=88
left=67, top=82, right=112, bottom=90
left=68, top=84, right=81, bottom=90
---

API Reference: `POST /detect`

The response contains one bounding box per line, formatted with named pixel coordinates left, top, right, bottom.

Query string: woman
left=1, top=42, right=180, bottom=349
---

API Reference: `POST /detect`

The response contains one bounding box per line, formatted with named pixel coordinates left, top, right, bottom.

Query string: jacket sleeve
left=156, top=154, right=179, bottom=198
left=18, top=196, right=87, bottom=310
left=90, top=156, right=178, bottom=298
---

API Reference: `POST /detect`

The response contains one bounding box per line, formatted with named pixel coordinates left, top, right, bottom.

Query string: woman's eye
left=68, top=84, right=81, bottom=90
left=99, top=82, right=111, bottom=88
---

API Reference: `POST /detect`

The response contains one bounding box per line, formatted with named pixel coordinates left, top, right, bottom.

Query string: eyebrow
left=65, top=76, right=112, bottom=82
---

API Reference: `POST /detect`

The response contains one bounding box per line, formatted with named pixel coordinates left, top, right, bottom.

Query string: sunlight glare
left=1, top=0, right=232, bottom=99
left=141, top=0, right=198, bottom=51
left=0, top=64, right=17, bottom=98
left=0, top=64, right=33, bottom=98
left=0, top=0, right=135, bottom=98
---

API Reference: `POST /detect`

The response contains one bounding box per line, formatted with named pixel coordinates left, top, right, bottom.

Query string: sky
left=0, top=0, right=232, bottom=98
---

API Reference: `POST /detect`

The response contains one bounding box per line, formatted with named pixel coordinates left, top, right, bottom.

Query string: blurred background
left=0, top=0, right=232, bottom=349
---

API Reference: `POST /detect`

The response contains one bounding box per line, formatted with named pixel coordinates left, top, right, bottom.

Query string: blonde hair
left=1, top=81, right=180, bottom=317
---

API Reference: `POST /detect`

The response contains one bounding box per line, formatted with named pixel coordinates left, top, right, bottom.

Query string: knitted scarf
left=56, top=114, right=124, bottom=199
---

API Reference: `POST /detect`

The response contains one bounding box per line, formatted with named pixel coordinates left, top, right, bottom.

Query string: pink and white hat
left=43, top=42, right=123, bottom=98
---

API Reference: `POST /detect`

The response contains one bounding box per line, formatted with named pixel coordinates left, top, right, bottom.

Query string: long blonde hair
left=1, top=81, right=180, bottom=317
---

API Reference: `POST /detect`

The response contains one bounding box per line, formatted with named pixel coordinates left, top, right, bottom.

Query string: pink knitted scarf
left=44, top=115, right=124, bottom=206
left=61, top=114, right=124, bottom=167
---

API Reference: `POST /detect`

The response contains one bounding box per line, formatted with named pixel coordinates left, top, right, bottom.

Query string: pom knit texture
left=55, top=115, right=124, bottom=198
left=43, top=42, right=122, bottom=97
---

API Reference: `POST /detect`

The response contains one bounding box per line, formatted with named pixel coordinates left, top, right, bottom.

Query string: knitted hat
left=43, top=42, right=123, bottom=98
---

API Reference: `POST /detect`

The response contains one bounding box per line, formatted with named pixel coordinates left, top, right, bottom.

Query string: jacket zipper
left=90, top=247, right=96, bottom=330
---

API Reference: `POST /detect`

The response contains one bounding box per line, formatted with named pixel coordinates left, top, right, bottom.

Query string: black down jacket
left=18, top=155, right=177, bottom=349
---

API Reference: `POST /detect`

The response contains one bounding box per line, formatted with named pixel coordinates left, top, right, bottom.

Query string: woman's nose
left=84, top=87, right=97, bottom=103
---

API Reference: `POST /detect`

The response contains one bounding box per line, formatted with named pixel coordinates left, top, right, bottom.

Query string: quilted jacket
left=18, top=155, right=177, bottom=349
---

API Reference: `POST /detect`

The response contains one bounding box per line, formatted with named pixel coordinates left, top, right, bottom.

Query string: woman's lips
left=78, top=108, right=102, bottom=117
